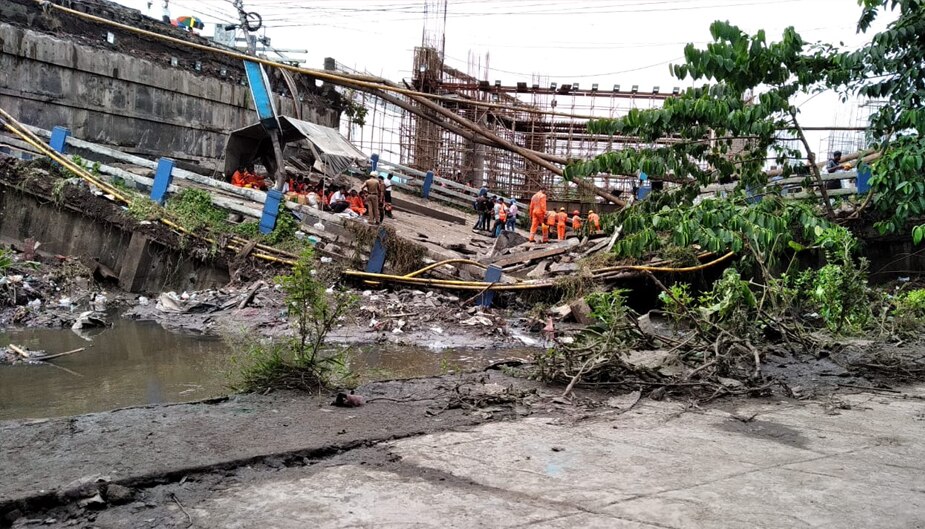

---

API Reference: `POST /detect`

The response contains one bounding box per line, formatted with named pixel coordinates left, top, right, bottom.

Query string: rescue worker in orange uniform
left=528, top=186, right=549, bottom=243
left=587, top=210, right=601, bottom=232
left=231, top=166, right=248, bottom=187
left=546, top=210, right=558, bottom=240
left=556, top=207, right=568, bottom=241
left=571, top=210, right=582, bottom=231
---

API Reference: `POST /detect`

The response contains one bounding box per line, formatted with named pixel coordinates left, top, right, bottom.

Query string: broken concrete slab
left=526, top=261, right=549, bottom=279
left=569, top=298, right=595, bottom=325
left=549, top=262, right=579, bottom=274
left=489, top=239, right=580, bottom=268
left=548, top=305, right=572, bottom=319
left=487, top=231, right=528, bottom=258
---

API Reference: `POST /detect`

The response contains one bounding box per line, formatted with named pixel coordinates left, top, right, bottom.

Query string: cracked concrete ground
left=27, top=384, right=925, bottom=529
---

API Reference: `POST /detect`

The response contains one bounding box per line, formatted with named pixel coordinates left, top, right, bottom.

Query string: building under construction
left=336, top=1, right=672, bottom=202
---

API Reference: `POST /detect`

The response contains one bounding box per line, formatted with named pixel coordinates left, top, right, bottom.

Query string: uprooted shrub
left=535, top=290, right=661, bottom=387
left=230, top=248, right=357, bottom=392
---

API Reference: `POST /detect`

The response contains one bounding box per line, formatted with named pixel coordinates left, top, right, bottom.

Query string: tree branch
left=789, top=108, right=836, bottom=217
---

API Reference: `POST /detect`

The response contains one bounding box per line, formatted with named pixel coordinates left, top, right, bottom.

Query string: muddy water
left=0, top=320, right=529, bottom=421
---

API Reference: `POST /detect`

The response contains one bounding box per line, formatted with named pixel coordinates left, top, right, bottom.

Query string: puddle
left=0, top=320, right=229, bottom=421
left=0, top=320, right=532, bottom=421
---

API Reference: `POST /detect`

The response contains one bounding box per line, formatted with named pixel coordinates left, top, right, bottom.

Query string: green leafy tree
left=566, top=21, right=838, bottom=215
left=823, top=1, right=925, bottom=236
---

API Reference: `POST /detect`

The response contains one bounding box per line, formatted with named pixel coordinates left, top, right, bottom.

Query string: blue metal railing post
left=49, top=126, right=70, bottom=154
left=150, top=158, right=175, bottom=205
left=422, top=170, right=434, bottom=199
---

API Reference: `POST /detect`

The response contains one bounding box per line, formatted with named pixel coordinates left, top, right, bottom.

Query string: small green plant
left=233, top=221, right=261, bottom=239
left=0, top=247, right=13, bottom=272
left=807, top=226, right=871, bottom=334
left=586, top=289, right=630, bottom=329
left=889, top=288, right=925, bottom=335
left=811, top=262, right=871, bottom=333
left=231, top=249, right=357, bottom=392
left=696, top=268, right=757, bottom=336
left=658, top=282, right=694, bottom=322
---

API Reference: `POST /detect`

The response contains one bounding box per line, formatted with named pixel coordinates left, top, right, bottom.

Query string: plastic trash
left=138, top=296, right=150, bottom=306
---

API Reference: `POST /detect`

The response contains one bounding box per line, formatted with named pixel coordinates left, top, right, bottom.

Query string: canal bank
left=0, top=371, right=545, bottom=524
left=2, top=378, right=924, bottom=528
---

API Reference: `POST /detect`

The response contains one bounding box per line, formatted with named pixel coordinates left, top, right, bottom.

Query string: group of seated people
left=230, top=165, right=386, bottom=219
left=231, top=165, right=268, bottom=190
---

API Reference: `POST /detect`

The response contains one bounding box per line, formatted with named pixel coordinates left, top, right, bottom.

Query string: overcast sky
left=116, top=0, right=892, bottom=155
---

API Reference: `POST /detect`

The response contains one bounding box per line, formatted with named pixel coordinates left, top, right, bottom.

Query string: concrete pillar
left=118, top=231, right=153, bottom=292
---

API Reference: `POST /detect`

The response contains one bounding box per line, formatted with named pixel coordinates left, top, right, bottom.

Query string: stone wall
left=0, top=183, right=229, bottom=293
left=0, top=0, right=341, bottom=173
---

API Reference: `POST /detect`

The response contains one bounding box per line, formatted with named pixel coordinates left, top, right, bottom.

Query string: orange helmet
left=573, top=210, right=580, bottom=215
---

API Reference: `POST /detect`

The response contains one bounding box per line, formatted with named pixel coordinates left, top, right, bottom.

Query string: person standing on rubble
left=364, top=171, right=381, bottom=225
left=571, top=210, right=582, bottom=232
left=506, top=199, right=518, bottom=232
left=546, top=209, right=558, bottom=240
left=473, top=193, right=489, bottom=231
left=587, top=209, right=601, bottom=232
left=528, top=187, right=549, bottom=243
left=556, top=207, right=568, bottom=241
left=492, top=197, right=507, bottom=238
left=383, top=173, right=394, bottom=217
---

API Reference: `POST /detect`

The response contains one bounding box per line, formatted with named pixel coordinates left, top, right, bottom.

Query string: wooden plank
left=489, top=239, right=579, bottom=267
left=604, top=226, right=623, bottom=253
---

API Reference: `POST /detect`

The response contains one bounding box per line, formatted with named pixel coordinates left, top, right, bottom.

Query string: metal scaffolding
left=334, top=0, right=673, bottom=201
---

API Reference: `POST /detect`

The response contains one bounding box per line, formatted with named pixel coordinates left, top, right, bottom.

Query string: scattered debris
left=332, top=391, right=365, bottom=407
left=71, top=311, right=107, bottom=330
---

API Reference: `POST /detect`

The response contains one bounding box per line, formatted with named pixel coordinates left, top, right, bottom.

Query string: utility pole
left=233, top=0, right=258, bottom=55
left=232, top=1, right=286, bottom=233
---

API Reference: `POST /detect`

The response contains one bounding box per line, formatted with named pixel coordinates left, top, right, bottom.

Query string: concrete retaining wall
left=0, top=18, right=339, bottom=171
left=0, top=184, right=229, bottom=293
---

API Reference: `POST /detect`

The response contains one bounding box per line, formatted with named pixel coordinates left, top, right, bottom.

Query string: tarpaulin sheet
left=224, top=116, right=366, bottom=178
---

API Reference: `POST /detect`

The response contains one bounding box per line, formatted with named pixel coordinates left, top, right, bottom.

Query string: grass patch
left=345, top=223, right=426, bottom=274
left=127, top=196, right=163, bottom=221
left=165, top=188, right=230, bottom=232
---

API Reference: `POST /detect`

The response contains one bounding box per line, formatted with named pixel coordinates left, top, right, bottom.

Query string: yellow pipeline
left=592, top=251, right=735, bottom=275
left=403, top=259, right=489, bottom=278
left=344, top=270, right=551, bottom=291
left=1, top=123, right=131, bottom=203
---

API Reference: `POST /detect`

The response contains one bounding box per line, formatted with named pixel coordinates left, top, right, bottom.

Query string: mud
left=0, top=372, right=552, bottom=525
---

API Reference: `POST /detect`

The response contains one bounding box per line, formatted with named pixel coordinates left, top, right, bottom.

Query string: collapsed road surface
left=2, top=380, right=923, bottom=528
